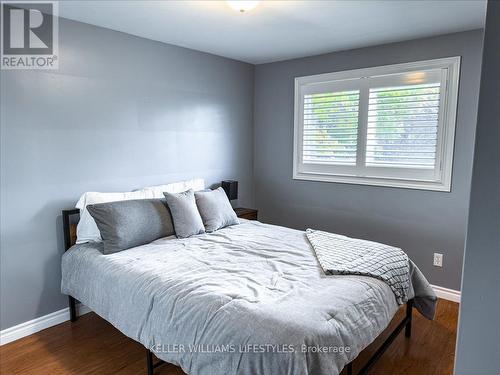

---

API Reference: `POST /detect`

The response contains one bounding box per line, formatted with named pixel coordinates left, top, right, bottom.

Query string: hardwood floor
left=351, top=299, right=458, bottom=375
left=0, top=299, right=458, bottom=375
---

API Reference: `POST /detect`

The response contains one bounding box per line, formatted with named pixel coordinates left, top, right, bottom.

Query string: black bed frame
left=62, top=209, right=414, bottom=375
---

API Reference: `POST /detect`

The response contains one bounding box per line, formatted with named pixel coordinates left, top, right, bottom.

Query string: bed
left=61, top=211, right=434, bottom=375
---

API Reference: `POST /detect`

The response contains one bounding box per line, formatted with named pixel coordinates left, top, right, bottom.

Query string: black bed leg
left=69, top=296, right=77, bottom=322
left=346, top=362, right=353, bottom=375
left=405, top=299, right=413, bottom=338
left=146, top=349, right=154, bottom=375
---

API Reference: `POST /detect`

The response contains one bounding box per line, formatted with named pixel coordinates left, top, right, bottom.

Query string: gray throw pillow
left=195, top=187, right=239, bottom=232
left=163, top=189, right=205, bottom=238
left=87, top=198, right=174, bottom=254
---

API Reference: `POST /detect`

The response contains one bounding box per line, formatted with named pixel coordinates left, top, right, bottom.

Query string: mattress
left=62, top=220, right=400, bottom=375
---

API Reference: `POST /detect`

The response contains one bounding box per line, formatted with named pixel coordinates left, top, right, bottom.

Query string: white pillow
left=142, top=178, right=205, bottom=198
left=75, top=190, right=147, bottom=243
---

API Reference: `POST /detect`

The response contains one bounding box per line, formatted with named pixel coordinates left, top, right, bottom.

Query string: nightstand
left=234, top=207, right=258, bottom=221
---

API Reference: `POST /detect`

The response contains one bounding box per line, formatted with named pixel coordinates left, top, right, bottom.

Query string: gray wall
left=254, top=30, right=483, bottom=291
left=455, top=3, right=500, bottom=374
left=0, top=18, right=254, bottom=330
left=0, top=18, right=486, bottom=332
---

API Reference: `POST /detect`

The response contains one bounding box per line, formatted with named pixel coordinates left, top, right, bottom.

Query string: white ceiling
left=58, top=0, right=487, bottom=64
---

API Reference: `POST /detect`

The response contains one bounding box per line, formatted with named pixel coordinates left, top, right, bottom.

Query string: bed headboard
left=62, top=209, right=80, bottom=251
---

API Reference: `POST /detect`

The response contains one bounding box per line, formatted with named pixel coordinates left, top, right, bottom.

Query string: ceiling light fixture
left=226, top=1, right=259, bottom=13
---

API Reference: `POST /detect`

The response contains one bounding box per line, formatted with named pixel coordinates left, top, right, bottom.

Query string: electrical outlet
left=433, top=253, right=443, bottom=267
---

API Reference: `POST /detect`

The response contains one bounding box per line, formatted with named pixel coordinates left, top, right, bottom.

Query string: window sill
left=293, top=171, right=451, bottom=192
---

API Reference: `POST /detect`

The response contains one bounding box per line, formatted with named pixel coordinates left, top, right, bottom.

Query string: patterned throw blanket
left=306, top=229, right=410, bottom=304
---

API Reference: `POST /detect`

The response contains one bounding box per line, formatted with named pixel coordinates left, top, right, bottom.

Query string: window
left=293, top=57, right=460, bottom=191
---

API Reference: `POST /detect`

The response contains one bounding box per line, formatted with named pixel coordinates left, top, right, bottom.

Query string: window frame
left=293, top=57, right=461, bottom=192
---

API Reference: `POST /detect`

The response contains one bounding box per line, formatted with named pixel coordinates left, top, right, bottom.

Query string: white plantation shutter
left=366, top=82, right=440, bottom=169
left=303, top=90, right=359, bottom=165
left=294, top=58, right=460, bottom=191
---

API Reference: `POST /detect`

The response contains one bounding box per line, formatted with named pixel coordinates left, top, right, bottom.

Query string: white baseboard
left=0, top=304, right=91, bottom=346
left=431, top=284, right=461, bottom=303
left=0, top=283, right=460, bottom=346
